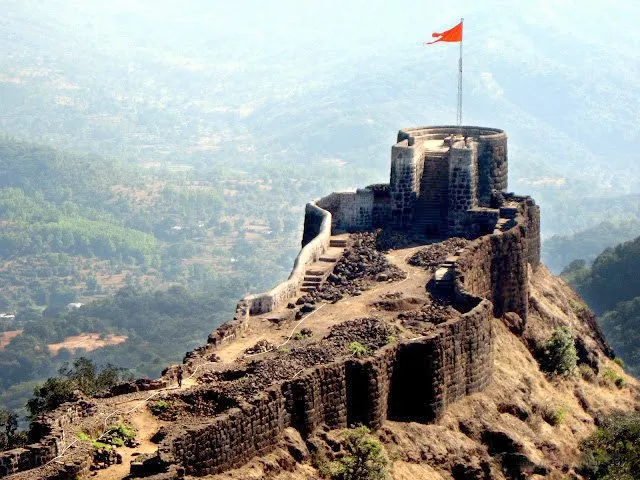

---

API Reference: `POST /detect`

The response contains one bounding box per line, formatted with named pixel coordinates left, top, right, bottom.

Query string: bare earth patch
left=0, top=330, right=23, bottom=350
left=48, top=333, right=128, bottom=355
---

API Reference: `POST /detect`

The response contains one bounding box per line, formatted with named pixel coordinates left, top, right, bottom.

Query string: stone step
left=302, top=279, right=322, bottom=285
left=300, top=286, right=316, bottom=292
left=306, top=269, right=325, bottom=276
left=319, top=256, right=338, bottom=263
left=329, top=238, right=347, bottom=248
left=304, top=275, right=323, bottom=282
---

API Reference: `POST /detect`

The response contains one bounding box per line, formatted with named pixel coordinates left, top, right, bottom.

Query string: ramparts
left=140, top=191, right=539, bottom=476
left=153, top=297, right=494, bottom=476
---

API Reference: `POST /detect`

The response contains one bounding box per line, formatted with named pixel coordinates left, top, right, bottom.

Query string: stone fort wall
left=158, top=297, right=494, bottom=476
left=153, top=188, right=539, bottom=476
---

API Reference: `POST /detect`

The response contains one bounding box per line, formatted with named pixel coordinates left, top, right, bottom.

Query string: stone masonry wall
left=453, top=197, right=540, bottom=320
left=0, top=400, right=97, bottom=478
left=163, top=297, right=494, bottom=476
left=447, top=140, right=478, bottom=236
left=476, top=134, right=508, bottom=206
left=390, top=140, right=424, bottom=228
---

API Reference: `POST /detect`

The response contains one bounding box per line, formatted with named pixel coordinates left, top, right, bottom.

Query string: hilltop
left=2, top=125, right=638, bottom=480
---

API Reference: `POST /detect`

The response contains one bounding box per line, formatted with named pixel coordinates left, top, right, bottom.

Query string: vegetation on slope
left=0, top=137, right=344, bottom=416
left=562, top=235, right=640, bottom=377
left=580, top=411, right=640, bottom=480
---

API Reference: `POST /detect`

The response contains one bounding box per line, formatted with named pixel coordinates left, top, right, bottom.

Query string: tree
left=325, top=426, right=389, bottom=480
left=0, top=408, right=25, bottom=450
left=580, top=411, right=640, bottom=479
left=26, top=358, right=130, bottom=417
left=541, top=327, right=578, bottom=375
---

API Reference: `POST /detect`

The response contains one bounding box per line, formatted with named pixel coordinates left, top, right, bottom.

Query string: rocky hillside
left=204, top=266, right=639, bottom=480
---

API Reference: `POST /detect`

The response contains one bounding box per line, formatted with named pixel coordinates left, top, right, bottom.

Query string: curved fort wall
left=163, top=299, right=494, bottom=476
left=157, top=197, right=540, bottom=476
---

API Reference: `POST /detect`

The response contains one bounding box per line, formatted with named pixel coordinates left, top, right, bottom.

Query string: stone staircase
left=300, top=235, right=348, bottom=293
left=412, top=156, right=450, bottom=237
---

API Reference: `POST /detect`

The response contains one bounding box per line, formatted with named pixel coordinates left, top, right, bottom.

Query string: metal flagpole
left=457, top=18, right=463, bottom=126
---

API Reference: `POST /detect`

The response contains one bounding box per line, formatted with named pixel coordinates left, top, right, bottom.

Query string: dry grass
left=47, top=333, right=128, bottom=355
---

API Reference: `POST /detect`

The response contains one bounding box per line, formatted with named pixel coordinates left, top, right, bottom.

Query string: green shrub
left=569, top=299, right=589, bottom=317
left=112, top=423, right=136, bottom=440
left=349, top=342, right=369, bottom=358
left=602, top=368, right=625, bottom=389
left=614, top=357, right=625, bottom=368
left=541, top=405, right=566, bottom=426
left=92, top=440, right=112, bottom=451
left=542, top=327, right=578, bottom=375
left=111, top=437, right=124, bottom=447
left=294, top=328, right=312, bottom=341
left=580, top=412, right=640, bottom=479
left=76, top=431, right=91, bottom=442
left=149, top=399, right=168, bottom=415
left=325, top=426, right=389, bottom=480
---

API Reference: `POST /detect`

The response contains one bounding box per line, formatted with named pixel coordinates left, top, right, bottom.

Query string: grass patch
left=349, top=342, right=369, bottom=358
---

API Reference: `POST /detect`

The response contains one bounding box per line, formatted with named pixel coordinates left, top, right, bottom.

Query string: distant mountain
left=2, top=0, right=640, bottom=244
left=543, top=216, right=640, bottom=273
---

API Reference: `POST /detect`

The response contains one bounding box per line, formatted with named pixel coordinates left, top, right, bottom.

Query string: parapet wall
left=453, top=196, right=540, bottom=321
left=242, top=202, right=332, bottom=315
left=315, top=186, right=391, bottom=233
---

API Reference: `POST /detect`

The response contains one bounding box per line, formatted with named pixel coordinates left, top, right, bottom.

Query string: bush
left=325, top=426, right=389, bottom=480
left=602, top=368, right=625, bottom=389
left=294, top=328, right=312, bottom=341
left=349, top=342, right=368, bottom=358
left=149, top=399, right=168, bottom=415
left=542, top=327, right=578, bottom=375
left=580, top=411, right=640, bottom=479
left=107, top=422, right=136, bottom=441
left=541, top=405, right=566, bottom=426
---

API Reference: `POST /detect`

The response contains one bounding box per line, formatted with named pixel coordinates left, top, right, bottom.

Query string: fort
left=1, top=125, right=541, bottom=479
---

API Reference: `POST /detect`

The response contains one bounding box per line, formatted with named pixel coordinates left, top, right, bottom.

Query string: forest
left=0, top=136, right=351, bottom=416
left=563, top=235, right=640, bottom=377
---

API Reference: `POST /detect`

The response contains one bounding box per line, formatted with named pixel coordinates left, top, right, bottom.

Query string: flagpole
left=457, top=18, right=463, bottom=127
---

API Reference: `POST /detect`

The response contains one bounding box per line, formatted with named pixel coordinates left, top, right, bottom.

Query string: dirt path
left=214, top=245, right=429, bottom=363
left=89, top=376, right=200, bottom=480
left=92, top=402, right=165, bottom=480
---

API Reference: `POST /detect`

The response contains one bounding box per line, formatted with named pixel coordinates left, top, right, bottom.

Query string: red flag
left=424, top=20, right=463, bottom=45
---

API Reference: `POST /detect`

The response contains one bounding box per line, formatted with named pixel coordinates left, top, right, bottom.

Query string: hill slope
left=208, top=266, right=639, bottom=480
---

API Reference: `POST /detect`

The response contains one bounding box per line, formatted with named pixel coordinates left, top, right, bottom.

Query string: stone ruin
left=0, top=125, right=541, bottom=479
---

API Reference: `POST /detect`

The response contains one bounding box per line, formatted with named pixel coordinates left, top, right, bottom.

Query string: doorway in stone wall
left=388, top=342, right=436, bottom=422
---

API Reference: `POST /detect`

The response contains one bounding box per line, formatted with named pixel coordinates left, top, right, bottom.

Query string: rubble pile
left=397, top=298, right=461, bottom=335
left=301, top=232, right=406, bottom=303
left=408, top=238, right=469, bottom=270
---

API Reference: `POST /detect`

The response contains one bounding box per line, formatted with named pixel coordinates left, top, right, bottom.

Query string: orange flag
left=424, top=20, right=463, bottom=45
